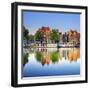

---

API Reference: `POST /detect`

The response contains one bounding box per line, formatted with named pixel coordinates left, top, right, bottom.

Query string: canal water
left=22, top=48, right=80, bottom=77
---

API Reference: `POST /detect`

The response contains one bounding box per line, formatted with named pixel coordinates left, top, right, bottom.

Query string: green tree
left=50, top=29, right=59, bottom=43
left=23, top=26, right=29, bottom=46
left=35, top=31, right=43, bottom=42
left=29, top=35, right=34, bottom=42
left=23, top=26, right=29, bottom=39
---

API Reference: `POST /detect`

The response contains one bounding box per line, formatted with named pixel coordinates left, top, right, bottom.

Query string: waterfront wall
left=36, top=44, right=57, bottom=48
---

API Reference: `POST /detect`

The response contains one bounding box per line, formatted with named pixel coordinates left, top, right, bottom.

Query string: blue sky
left=23, top=11, right=80, bottom=35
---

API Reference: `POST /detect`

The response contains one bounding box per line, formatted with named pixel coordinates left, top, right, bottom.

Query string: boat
left=57, top=43, right=80, bottom=48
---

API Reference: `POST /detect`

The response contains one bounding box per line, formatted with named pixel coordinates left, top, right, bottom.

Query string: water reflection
left=23, top=48, right=80, bottom=77
left=23, top=53, right=29, bottom=66
left=23, top=48, right=80, bottom=65
left=50, top=51, right=59, bottom=63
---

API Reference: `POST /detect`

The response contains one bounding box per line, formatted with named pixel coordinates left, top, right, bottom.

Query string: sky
left=23, top=11, right=80, bottom=35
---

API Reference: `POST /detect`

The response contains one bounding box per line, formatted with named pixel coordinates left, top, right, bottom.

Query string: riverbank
left=24, top=43, right=80, bottom=48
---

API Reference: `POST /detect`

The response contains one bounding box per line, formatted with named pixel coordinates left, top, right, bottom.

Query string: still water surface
left=22, top=48, right=80, bottom=77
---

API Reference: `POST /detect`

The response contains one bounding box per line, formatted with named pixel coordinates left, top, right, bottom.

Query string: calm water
left=22, top=48, right=80, bottom=77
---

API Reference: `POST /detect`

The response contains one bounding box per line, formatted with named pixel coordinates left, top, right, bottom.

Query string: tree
left=35, top=31, right=43, bottom=42
left=23, top=26, right=29, bottom=46
left=29, top=35, right=34, bottom=42
left=50, top=29, right=59, bottom=43
left=23, top=26, right=29, bottom=39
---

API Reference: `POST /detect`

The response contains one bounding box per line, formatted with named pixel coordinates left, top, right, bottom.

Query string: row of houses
left=36, top=26, right=80, bottom=44
left=23, top=26, right=80, bottom=47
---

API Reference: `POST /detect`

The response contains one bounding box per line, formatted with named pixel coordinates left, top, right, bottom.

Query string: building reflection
left=35, top=48, right=51, bottom=66
left=68, top=48, right=80, bottom=62
left=23, top=48, right=80, bottom=66
left=59, top=48, right=80, bottom=62
left=35, top=48, right=80, bottom=66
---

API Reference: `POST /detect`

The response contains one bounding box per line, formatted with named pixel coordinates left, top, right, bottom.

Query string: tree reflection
left=35, top=48, right=51, bottom=66
left=35, top=48, right=59, bottom=65
left=23, top=53, right=29, bottom=67
left=35, top=51, right=43, bottom=62
left=50, top=51, right=59, bottom=63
